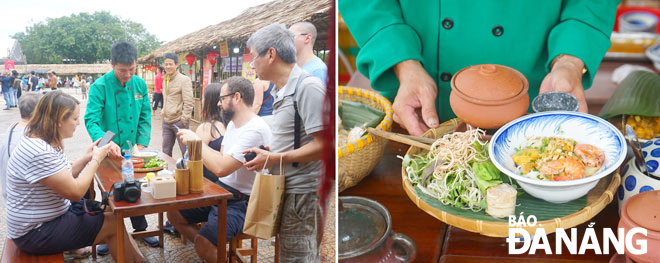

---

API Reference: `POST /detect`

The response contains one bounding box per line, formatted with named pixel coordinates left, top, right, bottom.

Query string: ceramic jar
left=338, top=196, right=417, bottom=262
left=619, top=137, right=660, bottom=211
left=618, top=190, right=660, bottom=262
left=641, top=137, right=660, bottom=177
left=618, top=158, right=660, bottom=211
left=450, top=64, right=529, bottom=129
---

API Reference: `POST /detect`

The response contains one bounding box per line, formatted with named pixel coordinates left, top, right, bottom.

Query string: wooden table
left=341, top=152, right=623, bottom=262
left=95, top=153, right=233, bottom=263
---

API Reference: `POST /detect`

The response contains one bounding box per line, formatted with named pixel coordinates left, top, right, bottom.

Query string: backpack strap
left=7, top=122, right=18, bottom=157
left=291, top=73, right=312, bottom=168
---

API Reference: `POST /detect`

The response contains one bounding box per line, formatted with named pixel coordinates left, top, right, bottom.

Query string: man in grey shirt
left=244, top=23, right=326, bottom=262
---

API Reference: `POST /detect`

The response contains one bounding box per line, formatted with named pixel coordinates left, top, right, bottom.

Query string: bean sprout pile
left=403, top=128, right=490, bottom=212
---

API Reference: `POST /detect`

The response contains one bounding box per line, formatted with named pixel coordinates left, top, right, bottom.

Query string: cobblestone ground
left=0, top=88, right=336, bottom=262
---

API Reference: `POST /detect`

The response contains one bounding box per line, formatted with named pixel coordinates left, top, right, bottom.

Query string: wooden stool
left=2, top=238, right=64, bottom=263
left=229, top=233, right=258, bottom=263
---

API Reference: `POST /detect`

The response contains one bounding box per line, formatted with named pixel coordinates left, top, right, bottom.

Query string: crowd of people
left=1, top=20, right=329, bottom=262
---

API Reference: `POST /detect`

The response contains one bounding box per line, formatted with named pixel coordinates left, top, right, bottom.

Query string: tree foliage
left=13, top=11, right=161, bottom=64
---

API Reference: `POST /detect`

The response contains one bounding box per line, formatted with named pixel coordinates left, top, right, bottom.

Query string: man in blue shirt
left=289, top=22, right=328, bottom=85
left=1, top=72, right=16, bottom=110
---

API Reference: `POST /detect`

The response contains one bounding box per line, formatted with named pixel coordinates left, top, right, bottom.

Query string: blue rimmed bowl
left=489, top=112, right=627, bottom=203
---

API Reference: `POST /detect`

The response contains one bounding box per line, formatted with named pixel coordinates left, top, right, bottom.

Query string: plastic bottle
left=121, top=155, right=134, bottom=181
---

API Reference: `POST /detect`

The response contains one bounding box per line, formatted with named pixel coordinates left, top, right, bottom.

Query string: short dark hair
left=18, top=93, right=42, bottom=119
left=158, top=66, right=164, bottom=73
left=30, top=71, right=35, bottom=74
left=163, top=53, right=178, bottom=64
left=225, top=76, right=254, bottom=107
left=111, top=41, right=138, bottom=65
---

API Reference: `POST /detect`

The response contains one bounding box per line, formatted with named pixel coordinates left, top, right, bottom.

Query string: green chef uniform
left=340, top=0, right=619, bottom=122
left=84, top=70, right=151, bottom=151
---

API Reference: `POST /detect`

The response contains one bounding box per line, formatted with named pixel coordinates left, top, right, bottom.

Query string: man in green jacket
left=84, top=41, right=159, bottom=254
left=85, top=42, right=152, bottom=156
left=340, top=1, right=619, bottom=136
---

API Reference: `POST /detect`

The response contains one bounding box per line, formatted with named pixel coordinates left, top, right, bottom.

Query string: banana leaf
left=599, top=71, right=660, bottom=120
left=414, top=186, right=586, bottom=222
left=339, top=100, right=385, bottom=129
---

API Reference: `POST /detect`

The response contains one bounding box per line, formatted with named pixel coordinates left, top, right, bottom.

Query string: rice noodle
left=405, top=128, right=489, bottom=212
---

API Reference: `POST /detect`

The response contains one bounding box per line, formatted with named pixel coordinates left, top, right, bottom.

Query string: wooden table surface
left=341, top=152, right=622, bottom=263
left=95, top=153, right=233, bottom=263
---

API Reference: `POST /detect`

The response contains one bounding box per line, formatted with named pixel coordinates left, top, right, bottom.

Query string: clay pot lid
left=626, top=190, right=660, bottom=232
left=452, top=64, right=528, bottom=101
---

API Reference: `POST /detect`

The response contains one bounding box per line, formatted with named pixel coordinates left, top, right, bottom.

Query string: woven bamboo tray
left=338, top=86, right=393, bottom=192
left=401, top=119, right=621, bottom=237
left=134, top=165, right=166, bottom=173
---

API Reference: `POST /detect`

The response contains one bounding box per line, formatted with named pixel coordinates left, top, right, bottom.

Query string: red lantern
left=207, top=50, right=220, bottom=66
left=185, top=53, right=196, bottom=67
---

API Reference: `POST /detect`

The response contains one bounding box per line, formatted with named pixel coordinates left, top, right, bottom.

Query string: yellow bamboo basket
left=338, top=86, right=394, bottom=192
left=401, top=119, right=621, bottom=237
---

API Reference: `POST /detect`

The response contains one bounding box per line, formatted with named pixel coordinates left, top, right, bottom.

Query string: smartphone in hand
left=97, top=131, right=116, bottom=147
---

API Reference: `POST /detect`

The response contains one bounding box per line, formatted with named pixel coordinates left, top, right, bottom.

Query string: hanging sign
left=219, top=41, right=229, bottom=58
left=242, top=54, right=256, bottom=82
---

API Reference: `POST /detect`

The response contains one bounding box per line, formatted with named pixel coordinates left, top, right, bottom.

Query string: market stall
left=137, top=0, right=331, bottom=124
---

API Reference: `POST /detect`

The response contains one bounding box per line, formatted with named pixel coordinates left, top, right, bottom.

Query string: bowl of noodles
left=489, top=112, right=627, bottom=203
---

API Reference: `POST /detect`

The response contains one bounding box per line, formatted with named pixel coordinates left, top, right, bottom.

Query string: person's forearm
left=277, top=136, right=323, bottom=164
left=71, top=159, right=100, bottom=200
left=200, top=143, right=227, bottom=176
left=71, top=152, right=93, bottom=178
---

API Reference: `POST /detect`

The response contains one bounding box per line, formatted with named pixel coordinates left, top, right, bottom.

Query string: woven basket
left=338, top=86, right=393, bottom=192
left=401, top=119, right=621, bottom=237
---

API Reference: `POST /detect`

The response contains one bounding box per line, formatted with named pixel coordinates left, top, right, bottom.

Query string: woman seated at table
left=5, top=91, right=145, bottom=262
left=164, top=83, right=227, bottom=233
left=197, top=83, right=228, bottom=180
left=166, top=83, right=228, bottom=235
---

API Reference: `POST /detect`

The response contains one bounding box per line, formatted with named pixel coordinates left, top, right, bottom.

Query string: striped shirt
left=6, top=137, right=72, bottom=239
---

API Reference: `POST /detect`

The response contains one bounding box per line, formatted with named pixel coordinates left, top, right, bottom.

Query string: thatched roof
left=4, top=64, right=112, bottom=75
left=138, top=0, right=331, bottom=63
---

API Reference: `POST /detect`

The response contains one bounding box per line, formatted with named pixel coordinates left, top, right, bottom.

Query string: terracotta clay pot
left=450, top=64, right=529, bottom=129
left=618, top=190, right=660, bottom=262
left=130, top=157, right=145, bottom=168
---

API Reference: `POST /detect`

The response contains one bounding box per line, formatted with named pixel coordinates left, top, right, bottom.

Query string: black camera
left=113, top=179, right=141, bottom=203
left=244, top=145, right=268, bottom=162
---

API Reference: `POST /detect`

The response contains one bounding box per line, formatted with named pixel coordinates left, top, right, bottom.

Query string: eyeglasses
left=218, top=92, right=236, bottom=102
left=249, top=54, right=262, bottom=67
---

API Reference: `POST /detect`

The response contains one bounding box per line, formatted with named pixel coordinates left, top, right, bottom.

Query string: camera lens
left=124, top=186, right=141, bottom=203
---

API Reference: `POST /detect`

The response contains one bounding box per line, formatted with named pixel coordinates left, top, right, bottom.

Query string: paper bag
left=243, top=154, right=285, bottom=239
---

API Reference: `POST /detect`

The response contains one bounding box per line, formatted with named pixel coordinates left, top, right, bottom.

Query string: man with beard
left=169, top=76, right=271, bottom=262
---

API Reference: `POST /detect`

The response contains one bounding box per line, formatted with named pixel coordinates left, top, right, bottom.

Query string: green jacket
left=84, top=71, right=151, bottom=151
left=340, top=0, right=618, bottom=122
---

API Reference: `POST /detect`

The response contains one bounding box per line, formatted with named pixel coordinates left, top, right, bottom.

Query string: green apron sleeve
left=136, top=82, right=151, bottom=147
left=546, top=0, right=618, bottom=89
left=84, top=83, right=106, bottom=141
left=339, top=0, right=424, bottom=100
